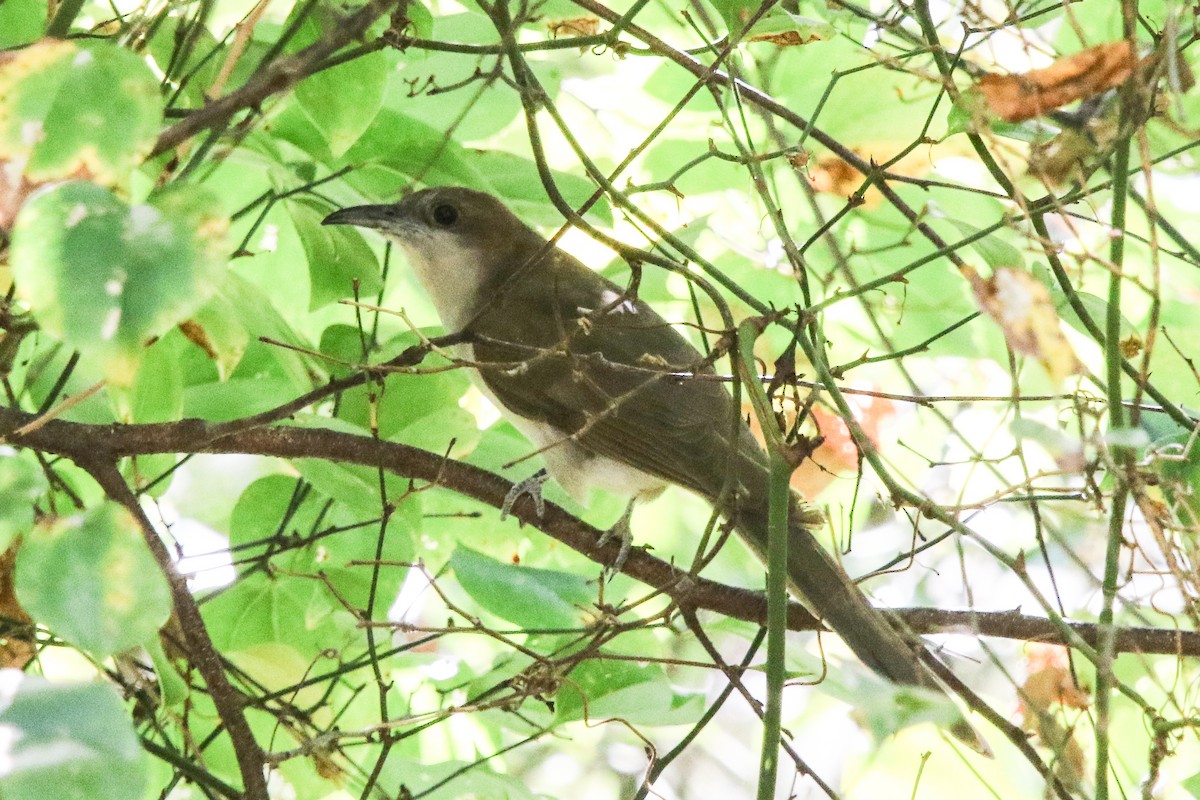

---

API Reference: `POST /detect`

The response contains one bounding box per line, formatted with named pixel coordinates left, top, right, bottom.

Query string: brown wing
left=467, top=250, right=765, bottom=503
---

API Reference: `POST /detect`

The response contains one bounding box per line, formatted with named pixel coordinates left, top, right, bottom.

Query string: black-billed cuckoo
left=323, top=186, right=986, bottom=751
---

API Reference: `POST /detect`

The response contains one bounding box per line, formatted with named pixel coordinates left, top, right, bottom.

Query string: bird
left=322, top=186, right=986, bottom=752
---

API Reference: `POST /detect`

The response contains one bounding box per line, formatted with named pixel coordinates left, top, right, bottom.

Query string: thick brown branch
left=3, top=406, right=1197, bottom=657
left=82, top=459, right=264, bottom=800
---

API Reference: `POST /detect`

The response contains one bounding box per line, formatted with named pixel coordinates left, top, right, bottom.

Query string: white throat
left=388, top=232, right=486, bottom=334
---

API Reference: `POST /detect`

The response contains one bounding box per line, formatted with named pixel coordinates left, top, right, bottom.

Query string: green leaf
left=119, top=335, right=185, bottom=493
left=291, top=454, right=392, bottom=520
left=0, top=673, right=147, bottom=800
left=0, top=455, right=47, bottom=551
left=943, top=96, right=974, bottom=138
left=203, top=573, right=313, bottom=650
left=1105, top=427, right=1150, bottom=449
left=819, top=667, right=966, bottom=743
left=342, top=109, right=488, bottom=198
left=945, top=219, right=1025, bottom=269
left=144, top=17, right=229, bottom=107
left=231, top=471, right=418, bottom=610
left=181, top=375, right=293, bottom=421
left=320, top=327, right=479, bottom=445
left=231, top=474, right=309, bottom=550
left=395, top=405, right=481, bottom=459
left=0, top=0, right=42, bottom=49
left=881, top=260, right=982, bottom=359
left=451, top=546, right=594, bottom=629
left=296, top=50, right=388, bottom=158
left=644, top=61, right=718, bottom=113
left=184, top=291, right=252, bottom=381
left=385, top=11, right=522, bottom=141
left=287, top=198, right=383, bottom=310
left=1142, top=413, right=1200, bottom=525
left=144, top=637, right=190, bottom=709
left=0, top=39, right=162, bottom=185
left=15, top=504, right=172, bottom=658
left=705, top=0, right=773, bottom=33
left=215, top=272, right=323, bottom=391
left=285, top=412, right=431, bottom=506
left=127, top=335, right=184, bottom=424
left=741, top=10, right=835, bottom=43
left=10, top=182, right=228, bottom=386
left=643, top=140, right=741, bottom=195
left=341, top=112, right=612, bottom=225
left=461, top=150, right=612, bottom=227
left=945, top=91, right=1049, bottom=143
left=375, top=756, right=538, bottom=800
left=555, top=659, right=704, bottom=725
left=1182, top=769, right=1200, bottom=799
left=317, top=323, right=372, bottom=377
left=203, top=572, right=355, bottom=657
left=1030, top=262, right=1137, bottom=341
left=404, top=1, right=434, bottom=40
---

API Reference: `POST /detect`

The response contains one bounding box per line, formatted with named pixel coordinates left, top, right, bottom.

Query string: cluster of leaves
left=0, top=0, right=1199, bottom=799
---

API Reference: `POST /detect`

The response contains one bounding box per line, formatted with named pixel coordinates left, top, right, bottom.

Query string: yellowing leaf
left=0, top=39, right=162, bottom=186
left=10, top=182, right=228, bottom=387
left=14, top=505, right=171, bottom=658
left=963, top=266, right=1083, bottom=385
left=546, top=17, right=599, bottom=37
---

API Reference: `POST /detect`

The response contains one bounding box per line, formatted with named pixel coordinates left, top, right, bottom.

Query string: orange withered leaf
left=978, top=41, right=1140, bottom=123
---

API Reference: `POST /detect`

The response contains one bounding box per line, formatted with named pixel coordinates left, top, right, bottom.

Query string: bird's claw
left=597, top=500, right=636, bottom=578
left=501, top=469, right=548, bottom=521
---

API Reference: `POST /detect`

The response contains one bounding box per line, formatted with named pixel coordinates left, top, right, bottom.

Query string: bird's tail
left=730, top=494, right=932, bottom=686
left=729, top=488, right=989, bottom=754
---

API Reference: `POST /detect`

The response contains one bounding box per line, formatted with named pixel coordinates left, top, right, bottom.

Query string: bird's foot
left=596, top=500, right=637, bottom=578
left=501, top=469, right=548, bottom=521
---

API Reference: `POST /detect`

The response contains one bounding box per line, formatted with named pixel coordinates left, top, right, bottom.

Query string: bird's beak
left=322, top=205, right=394, bottom=230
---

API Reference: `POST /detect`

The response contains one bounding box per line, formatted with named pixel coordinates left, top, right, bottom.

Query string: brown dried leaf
left=786, top=149, right=810, bottom=170
left=978, top=41, right=1140, bottom=123
left=806, top=154, right=861, bottom=197
left=748, top=30, right=825, bottom=46
left=746, top=392, right=897, bottom=498
left=1119, top=334, right=1143, bottom=358
left=546, top=17, right=598, bottom=38
left=1020, top=644, right=1091, bottom=711
left=0, top=545, right=34, bottom=670
left=179, top=319, right=217, bottom=360
left=1018, top=644, right=1089, bottom=788
left=963, top=266, right=1083, bottom=385
left=806, top=143, right=952, bottom=207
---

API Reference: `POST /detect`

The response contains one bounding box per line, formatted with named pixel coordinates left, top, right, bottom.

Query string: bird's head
left=323, top=186, right=538, bottom=327
left=323, top=186, right=527, bottom=263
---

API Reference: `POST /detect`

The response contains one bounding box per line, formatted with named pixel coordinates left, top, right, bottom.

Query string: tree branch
left=80, top=457, right=265, bottom=800
left=3, top=406, right=1196, bottom=657
left=150, top=0, right=399, bottom=157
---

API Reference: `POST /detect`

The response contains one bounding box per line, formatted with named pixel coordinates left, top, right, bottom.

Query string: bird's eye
left=432, top=203, right=459, bottom=226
